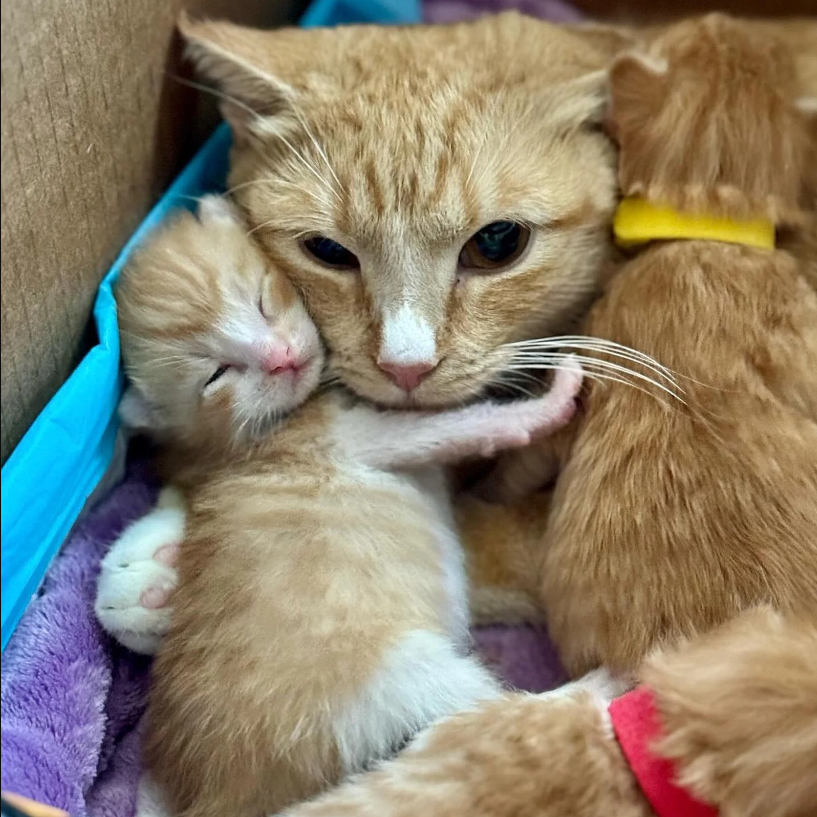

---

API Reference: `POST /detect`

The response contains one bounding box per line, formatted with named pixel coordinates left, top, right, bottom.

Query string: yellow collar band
left=613, top=197, right=775, bottom=250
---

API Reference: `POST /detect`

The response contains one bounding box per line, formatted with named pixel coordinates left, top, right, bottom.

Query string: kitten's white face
left=117, top=197, right=324, bottom=447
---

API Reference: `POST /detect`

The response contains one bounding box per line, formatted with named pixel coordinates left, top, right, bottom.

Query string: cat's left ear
left=119, top=386, right=167, bottom=434
left=177, top=14, right=302, bottom=147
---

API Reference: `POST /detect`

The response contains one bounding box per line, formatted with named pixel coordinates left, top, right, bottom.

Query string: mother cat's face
left=182, top=12, right=618, bottom=407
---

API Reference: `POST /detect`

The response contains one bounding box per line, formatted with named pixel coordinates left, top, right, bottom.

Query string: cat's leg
left=339, top=361, right=582, bottom=471
left=279, top=680, right=640, bottom=817
left=332, top=630, right=503, bottom=778
left=95, top=486, right=185, bottom=654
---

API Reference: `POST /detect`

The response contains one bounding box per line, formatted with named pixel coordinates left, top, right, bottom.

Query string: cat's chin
left=339, top=374, right=488, bottom=412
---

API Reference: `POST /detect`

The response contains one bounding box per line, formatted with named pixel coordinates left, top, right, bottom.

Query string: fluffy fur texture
left=116, top=199, right=583, bottom=817
left=100, top=7, right=651, bottom=674
left=478, top=14, right=817, bottom=675
left=177, top=12, right=621, bottom=410
left=95, top=486, right=184, bottom=653
left=269, top=607, right=816, bottom=817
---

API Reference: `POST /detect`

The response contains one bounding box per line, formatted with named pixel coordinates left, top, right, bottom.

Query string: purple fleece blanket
left=1, top=2, right=582, bottom=813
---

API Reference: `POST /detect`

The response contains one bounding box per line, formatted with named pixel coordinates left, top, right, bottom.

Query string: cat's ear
left=178, top=14, right=300, bottom=146
left=197, top=195, right=242, bottom=227
left=119, top=385, right=166, bottom=433
left=608, top=51, right=668, bottom=133
left=546, top=70, right=610, bottom=130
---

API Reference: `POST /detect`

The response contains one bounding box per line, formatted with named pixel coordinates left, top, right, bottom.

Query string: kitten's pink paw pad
left=153, top=543, right=180, bottom=567
left=140, top=586, right=171, bottom=610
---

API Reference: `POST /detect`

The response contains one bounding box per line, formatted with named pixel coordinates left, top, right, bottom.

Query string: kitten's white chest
left=394, top=465, right=471, bottom=648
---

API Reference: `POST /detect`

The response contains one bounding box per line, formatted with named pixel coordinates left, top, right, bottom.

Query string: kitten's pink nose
left=377, top=360, right=437, bottom=392
left=262, top=345, right=299, bottom=375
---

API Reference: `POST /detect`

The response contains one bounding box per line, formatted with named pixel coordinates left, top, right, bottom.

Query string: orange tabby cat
left=98, top=11, right=634, bottom=646
left=118, top=197, right=582, bottom=817
left=177, top=11, right=621, bottom=409
left=482, top=14, right=817, bottom=676
left=276, top=605, right=817, bottom=817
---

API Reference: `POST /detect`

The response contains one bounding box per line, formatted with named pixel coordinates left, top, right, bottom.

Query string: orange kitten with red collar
left=112, top=196, right=581, bottom=817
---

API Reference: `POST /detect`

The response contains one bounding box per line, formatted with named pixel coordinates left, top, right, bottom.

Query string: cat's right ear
left=119, top=386, right=166, bottom=434
left=177, top=13, right=299, bottom=147
left=608, top=52, right=667, bottom=120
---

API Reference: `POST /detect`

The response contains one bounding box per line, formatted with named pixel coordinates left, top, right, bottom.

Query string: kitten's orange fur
left=119, top=199, right=583, bottom=817
left=277, top=606, right=817, bottom=817
left=478, top=16, right=817, bottom=677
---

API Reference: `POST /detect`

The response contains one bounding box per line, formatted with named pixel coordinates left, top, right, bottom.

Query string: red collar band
left=609, top=686, right=718, bottom=817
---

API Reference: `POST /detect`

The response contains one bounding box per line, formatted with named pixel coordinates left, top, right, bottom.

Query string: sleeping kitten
left=115, top=197, right=582, bottom=817
left=482, top=14, right=817, bottom=675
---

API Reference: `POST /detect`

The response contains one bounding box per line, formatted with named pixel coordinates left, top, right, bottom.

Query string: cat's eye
left=204, top=365, right=230, bottom=389
left=301, top=235, right=360, bottom=270
left=458, top=221, right=531, bottom=272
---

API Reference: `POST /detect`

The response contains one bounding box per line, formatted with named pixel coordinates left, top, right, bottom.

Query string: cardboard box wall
left=1, top=0, right=307, bottom=463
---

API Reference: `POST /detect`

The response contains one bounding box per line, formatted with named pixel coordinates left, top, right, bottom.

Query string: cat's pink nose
left=262, top=345, right=299, bottom=375
left=377, top=360, right=437, bottom=392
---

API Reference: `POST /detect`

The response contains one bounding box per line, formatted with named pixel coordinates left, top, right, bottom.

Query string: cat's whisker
left=167, top=74, right=265, bottom=121
left=511, top=353, right=686, bottom=405
left=273, top=129, right=342, bottom=204
left=168, top=73, right=339, bottom=206
left=506, top=336, right=730, bottom=394
left=221, top=178, right=292, bottom=198
left=485, top=374, right=539, bottom=400
left=504, top=355, right=686, bottom=405
left=291, top=105, right=346, bottom=198
left=504, top=362, right=682, bottom=409
left=505, top=336, right=679, bottom=386
left=513, top=346, right=678, bottom=389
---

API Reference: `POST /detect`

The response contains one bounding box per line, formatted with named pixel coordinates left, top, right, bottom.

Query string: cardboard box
left=0, top=0, right=307, bottom=463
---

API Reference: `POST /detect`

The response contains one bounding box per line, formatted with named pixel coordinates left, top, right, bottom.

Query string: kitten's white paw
left=95, top=487, right=185, bottom=654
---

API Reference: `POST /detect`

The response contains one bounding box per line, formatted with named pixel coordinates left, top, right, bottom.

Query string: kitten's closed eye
left=204, top=365, right=231, bottom=389
left=459, top=222, right=531, bottom=272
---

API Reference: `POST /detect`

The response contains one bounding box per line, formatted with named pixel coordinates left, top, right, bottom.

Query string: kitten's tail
left=643, top=606, right=817, bottom=817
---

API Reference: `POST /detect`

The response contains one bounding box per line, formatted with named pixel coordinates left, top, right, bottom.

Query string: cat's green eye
left=301, top=236, right=360, bottom=270
left=459, top=221, right=531, bottom=271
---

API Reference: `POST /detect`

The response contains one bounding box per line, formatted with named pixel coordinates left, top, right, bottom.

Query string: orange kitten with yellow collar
left=113, top=196, right=581, bottom=817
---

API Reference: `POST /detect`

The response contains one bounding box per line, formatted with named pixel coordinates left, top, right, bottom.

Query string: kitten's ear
left=178, top=13, right=299, bottom=146
left=608, top=51, right=668, bottom=131
left=119, top=386, right=166, bottom=433
left=197, top=195, right=242, bottom=226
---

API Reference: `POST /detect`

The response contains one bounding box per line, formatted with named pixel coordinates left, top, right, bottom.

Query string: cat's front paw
left=95, top=487, right=185, bottom=654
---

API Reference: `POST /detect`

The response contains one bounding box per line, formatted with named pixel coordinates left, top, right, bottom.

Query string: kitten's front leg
left=341, top=362, right=582, bottom=471
left=95, top=486, right=185, bottom=654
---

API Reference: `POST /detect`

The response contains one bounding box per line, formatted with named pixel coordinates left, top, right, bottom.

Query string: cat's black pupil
left=303, top=236, right=359, bottom=269
left=472, top=221, right=522, bottom=263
